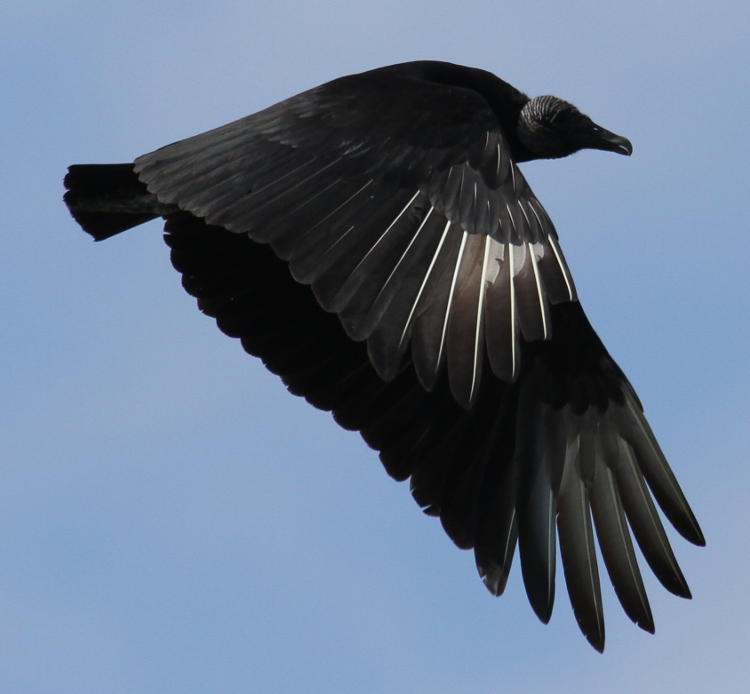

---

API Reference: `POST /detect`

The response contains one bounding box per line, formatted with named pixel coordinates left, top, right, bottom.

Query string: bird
left=64, top=60, right=704, bottom=651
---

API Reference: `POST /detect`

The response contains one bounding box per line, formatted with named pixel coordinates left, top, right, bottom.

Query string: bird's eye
left=552, top=110, right=573, bottom=125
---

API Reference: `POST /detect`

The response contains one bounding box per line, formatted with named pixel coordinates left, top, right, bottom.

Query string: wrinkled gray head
left=517, top=95, right=633, bottom=160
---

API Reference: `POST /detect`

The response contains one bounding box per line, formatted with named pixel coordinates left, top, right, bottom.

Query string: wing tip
left=588, top=633, right=605, bottom=653
left=531, top=602, right=553, bottom=625
left=477, top=563, right=510, bottom=597
left=637, top=615, right=656, bottom=634
left=684, top=520, right=706, bottom=547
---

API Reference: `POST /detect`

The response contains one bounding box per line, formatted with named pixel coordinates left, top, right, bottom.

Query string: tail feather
left=64, top=163, right=171, bottom=240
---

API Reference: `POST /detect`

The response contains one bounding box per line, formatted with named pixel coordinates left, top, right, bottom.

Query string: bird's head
left=517, top=95, right=632, bottom=160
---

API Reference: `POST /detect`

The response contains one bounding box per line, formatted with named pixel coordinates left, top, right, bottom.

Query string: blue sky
left=2, top=1, right=749, bottom=692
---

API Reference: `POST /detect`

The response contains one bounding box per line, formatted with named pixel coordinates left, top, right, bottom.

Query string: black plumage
left=63, top=61, right=703, bottom=651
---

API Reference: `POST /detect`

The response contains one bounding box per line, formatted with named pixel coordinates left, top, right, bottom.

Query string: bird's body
left=64, top=61, right=703, bottom=651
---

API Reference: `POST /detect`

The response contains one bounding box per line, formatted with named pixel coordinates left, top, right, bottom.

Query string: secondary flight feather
left=64, top=60, right=703, bottom=651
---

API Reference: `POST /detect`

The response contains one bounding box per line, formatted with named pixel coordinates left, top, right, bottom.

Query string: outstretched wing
left=134, top=67, right=576, bottom=408
left=164, top=211, right=704, bottom=652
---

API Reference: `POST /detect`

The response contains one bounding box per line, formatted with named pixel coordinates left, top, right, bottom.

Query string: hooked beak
left=590, top=124, right=633, bottom=156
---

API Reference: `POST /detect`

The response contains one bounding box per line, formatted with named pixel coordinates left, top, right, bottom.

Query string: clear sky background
left=2, top=1, right=749, bottom=692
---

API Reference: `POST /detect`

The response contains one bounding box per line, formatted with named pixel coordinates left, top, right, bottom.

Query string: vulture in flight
left=64, top=61, right=704, bottom=651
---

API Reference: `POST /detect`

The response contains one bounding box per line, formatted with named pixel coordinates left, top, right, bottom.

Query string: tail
left=64, top=163, right=172, bottom=241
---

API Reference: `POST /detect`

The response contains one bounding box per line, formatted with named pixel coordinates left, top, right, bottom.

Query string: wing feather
left=446, top=233, right=490, bottom=407
left=557, top=430, right=605, bottom=652
left=518, top=396, right=561, bottom=624
left=410, top=229, right=467, bottom=390
left=589, top=426, right=655, bottom=632
left=485, top=242, right=520, bottom=382
left=613, top=438, right=692, bottom=597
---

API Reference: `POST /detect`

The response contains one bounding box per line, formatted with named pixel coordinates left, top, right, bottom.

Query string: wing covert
left=134, top=69, right=577, bottom=408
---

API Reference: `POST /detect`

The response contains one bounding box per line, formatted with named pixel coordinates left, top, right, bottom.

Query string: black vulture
left=64, top=61, right=704, bottom=651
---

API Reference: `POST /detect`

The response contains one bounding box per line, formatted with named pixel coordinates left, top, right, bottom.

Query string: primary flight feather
left=64, top=60, right=703, bottom=651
